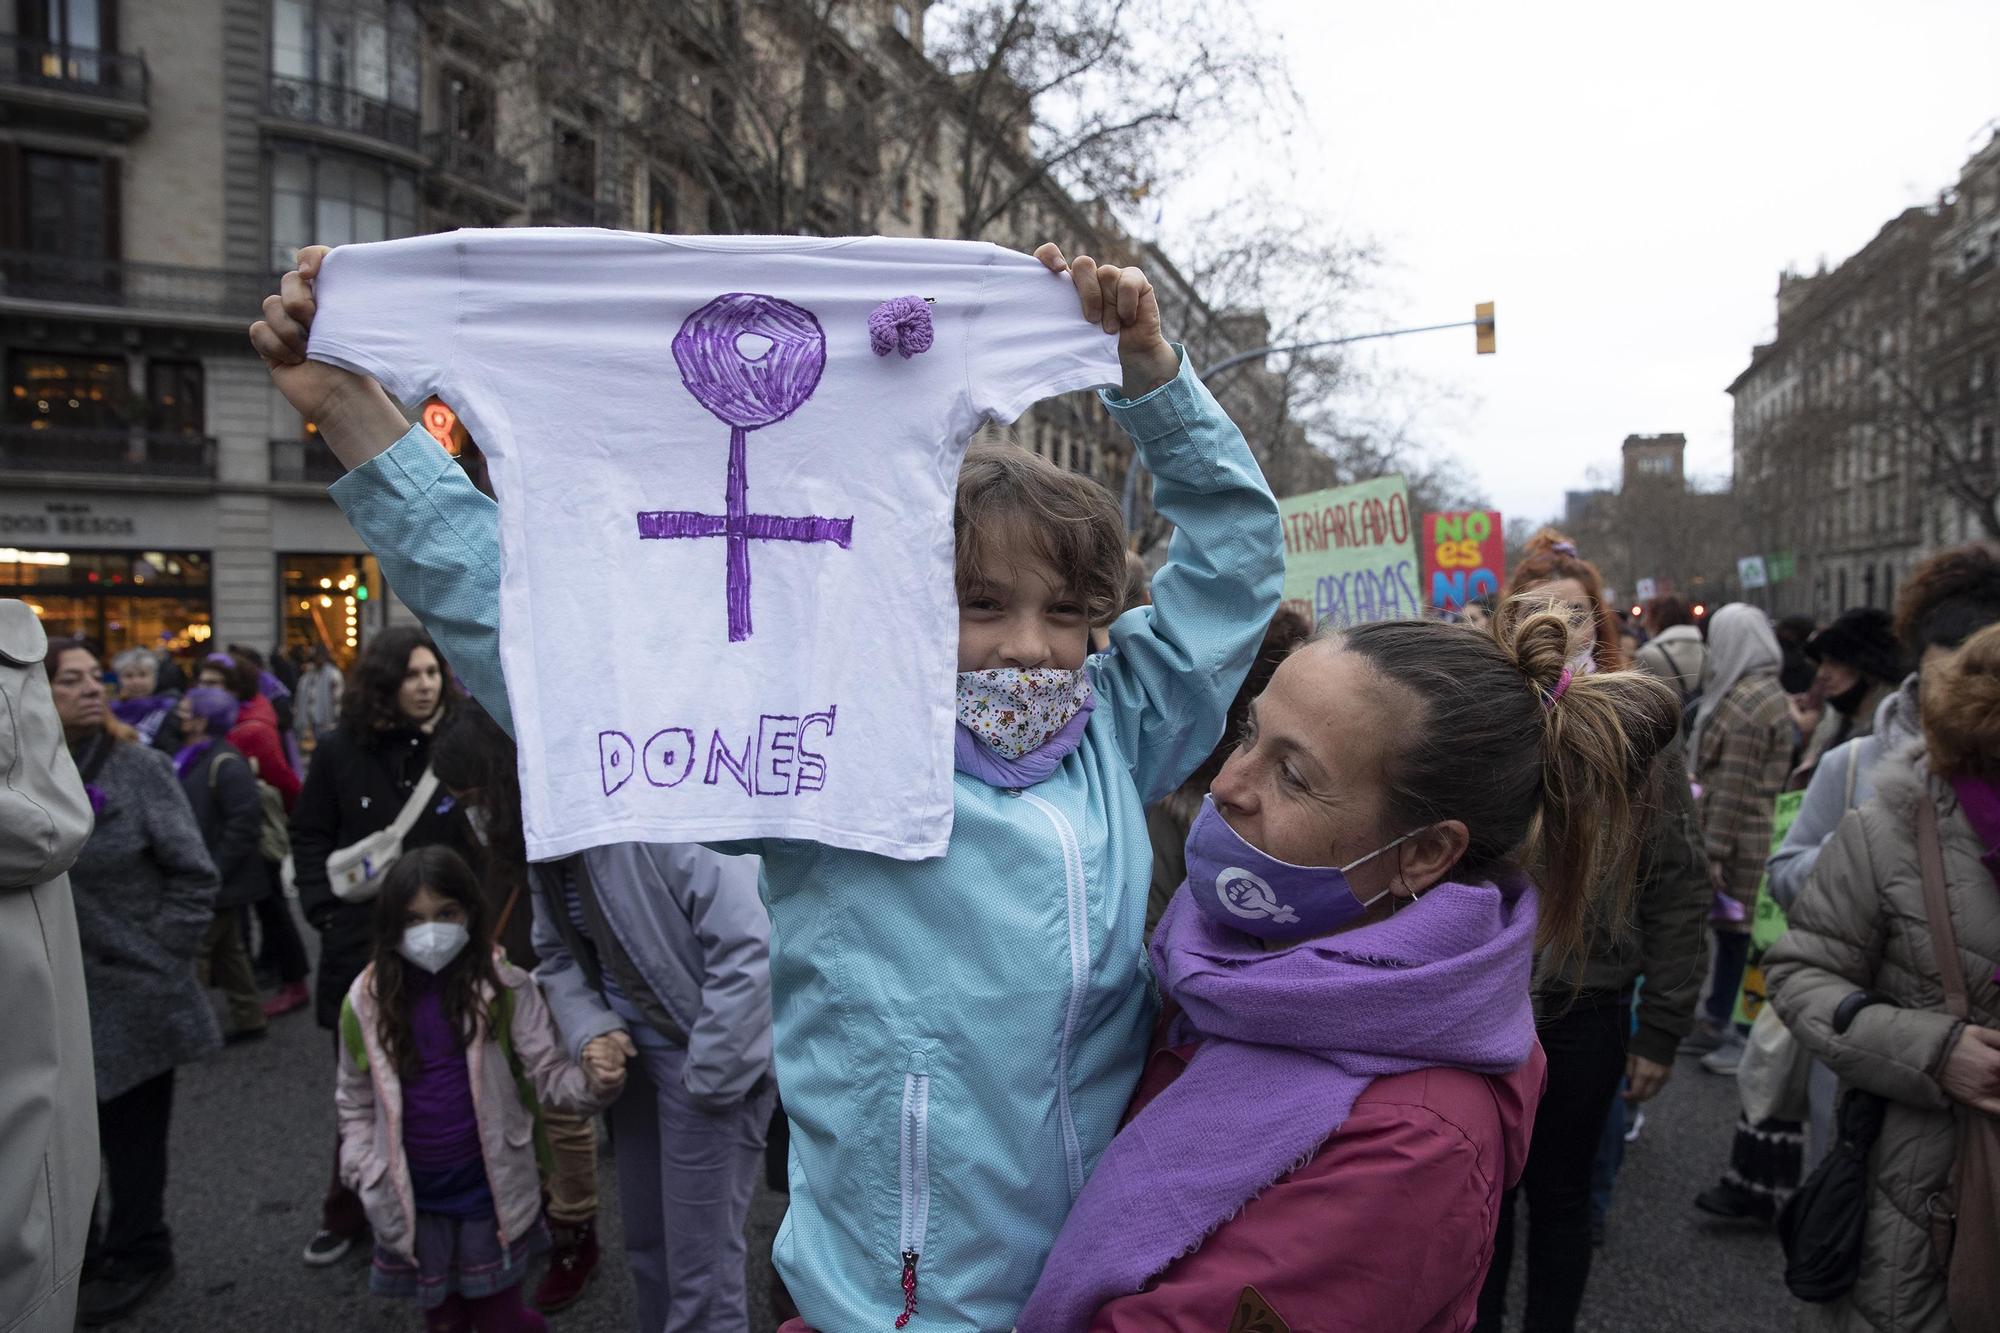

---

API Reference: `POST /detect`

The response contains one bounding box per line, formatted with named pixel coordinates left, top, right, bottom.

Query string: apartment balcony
left=1, top=426, right=216, bottom=479
left=0, top=251, right=270, bottom=329
left=0, top=34, right=148, bottom=135
left=529, top=181, right=619, bottom=228
left=269, top=438, right=346, bottom=486
left=265, top=73, right=423, bottom=161
left=424, top=132, right=529, bottom=212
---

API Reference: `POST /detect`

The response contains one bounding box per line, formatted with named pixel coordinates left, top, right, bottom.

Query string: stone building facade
left=3, top=0, right=1241, bottom=667
left=1729, top=131, right=2000, bottom=618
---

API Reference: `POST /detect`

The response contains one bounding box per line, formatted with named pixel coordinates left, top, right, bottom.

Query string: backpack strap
left=339, top=993, right=369, bottom=1073
left=490, top=981, right=552, bottom=1177
left=1915, top=793, right=1970, bottom=1022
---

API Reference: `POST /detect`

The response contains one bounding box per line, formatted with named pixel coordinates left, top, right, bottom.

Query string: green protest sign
left=1733, top=787, right=1806, bottom=1026
left=1276, top=475, right=1422, bottom=628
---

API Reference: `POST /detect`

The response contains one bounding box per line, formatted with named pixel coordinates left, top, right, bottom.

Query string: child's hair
left=1921, top=622, right=2000, bottom=781
left=182, top=685, right=240, bottom=735
left=954, top=442, right=1128, bottom=627
left=1896, top=541, right=2000, bottom=661
left=430, top=702, right=527, bottom=888
left=369, top=845, right=503, bottom=1078
left=1505, top=528, right=1624, bottom=670
left=1337, top=600, right=1682, bottom=967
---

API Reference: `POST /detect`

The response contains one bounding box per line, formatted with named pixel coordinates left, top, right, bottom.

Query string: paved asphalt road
left=123, top=913, right=1794, bottom=1332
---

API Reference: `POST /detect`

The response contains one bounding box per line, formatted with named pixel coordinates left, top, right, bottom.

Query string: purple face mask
left=1184, top=796, right=1417, bottom=943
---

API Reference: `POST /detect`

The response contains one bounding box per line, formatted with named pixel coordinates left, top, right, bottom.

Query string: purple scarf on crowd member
left=1020, top=872, right=1540, bottom=1332
left=173, top=738, right=215, bottom=782
left=952, top=693, right=1096, bottom=789
left=111, top=694, right=175, bottom=744
left=1953, top=775, right=2000, bottom=883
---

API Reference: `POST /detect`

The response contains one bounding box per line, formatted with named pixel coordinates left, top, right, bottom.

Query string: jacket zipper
left=1016, top=789, right=1090, bottom=1197
left=897, top=1069, right=931, bottom=1327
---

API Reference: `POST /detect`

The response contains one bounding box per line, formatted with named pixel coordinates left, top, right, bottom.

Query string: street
left=120, top=912, right=1795, bottom=1333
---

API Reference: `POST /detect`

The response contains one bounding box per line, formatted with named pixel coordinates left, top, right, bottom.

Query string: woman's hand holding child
left=581, top=1031, right=636, bottom=1097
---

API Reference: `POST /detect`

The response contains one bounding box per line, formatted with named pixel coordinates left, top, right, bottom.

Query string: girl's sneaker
left=532, top=1220, right=599, bottom=1312
left=262, top=981, right=310, bottom=1018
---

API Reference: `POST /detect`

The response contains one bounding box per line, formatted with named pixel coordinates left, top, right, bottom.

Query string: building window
left=23, top=151, right=113, bottom=261
left=554, top=123, right=596, bottom=197
left=920, top=192, right=938, bottom=237
left=271, top=0, right=419, bottom=111
left=145, top=360, right=204, bottom=436
left=647, top=173, right=676, bottom=233
left=6, top=351, right=128, bottom=431
left=269, top=145, right=417, bottom=270
left=443, top=69, right=496, bottom=146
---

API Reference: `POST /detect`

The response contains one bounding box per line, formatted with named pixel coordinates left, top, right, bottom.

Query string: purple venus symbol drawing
left=636, top=293, right=853, bottom=642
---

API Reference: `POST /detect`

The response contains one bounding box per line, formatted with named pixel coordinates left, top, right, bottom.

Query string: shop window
left=5, top=550, right=212, bottom=660
left=6, top=351, right=129, bottom=430
left=146, top=360, right=204, bottom=436
left=281, top=553, right=380, bottom=666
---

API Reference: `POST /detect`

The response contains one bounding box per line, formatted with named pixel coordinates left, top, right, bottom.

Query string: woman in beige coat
left=1766, top=623, right=2000, bottom=1331
left=0, top=602, right=98, bottom=1333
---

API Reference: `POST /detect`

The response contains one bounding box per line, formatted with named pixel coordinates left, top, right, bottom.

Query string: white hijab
left=1692, top=602, right=1782, bottom=749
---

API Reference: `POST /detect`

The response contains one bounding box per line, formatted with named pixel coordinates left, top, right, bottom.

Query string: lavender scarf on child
left=952, top=693, right=1095, bottom=788
left=1020, top=872, right=1540, bottom=1332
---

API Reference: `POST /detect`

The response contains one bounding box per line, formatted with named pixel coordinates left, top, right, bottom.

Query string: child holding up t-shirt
left=251, top=240, right=1283, bottom=1332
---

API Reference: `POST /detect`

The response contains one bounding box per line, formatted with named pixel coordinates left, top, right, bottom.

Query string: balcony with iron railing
left=0, top=33, right=147, bottom=125
left=266, top=73, right=422, bottom=155
left=0, top=251, right=270, bottom=324
left=269, top=438, right=347, bottom=486
left=424, top=132, right=529, bottom=209
left=529, top=181, right=619, bottom=228
left=1, top=426, right=216, bottom=479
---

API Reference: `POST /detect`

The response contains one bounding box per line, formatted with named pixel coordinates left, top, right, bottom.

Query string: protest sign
left=1738, top=555, right=1769, bottom=590
left=1421, top=509, right=1504, bottom=613
left=1278, top=476, right=1422, bottom=628
left=1636, top=577, right=1657, bottom=602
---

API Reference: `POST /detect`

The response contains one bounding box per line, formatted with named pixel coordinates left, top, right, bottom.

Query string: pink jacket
left=334, top=957, right=606, bottom=1263
left=1087, top=1029, right=1546, bottom=1333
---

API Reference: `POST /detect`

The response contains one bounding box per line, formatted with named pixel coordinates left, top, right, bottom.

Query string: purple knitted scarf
left=1020, top=873, right=1540, bottom=1332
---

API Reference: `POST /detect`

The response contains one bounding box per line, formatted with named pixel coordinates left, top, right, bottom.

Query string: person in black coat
left=173, top=685, right=270, bottom=1042
left=288, top=625, right=474, bottom=1268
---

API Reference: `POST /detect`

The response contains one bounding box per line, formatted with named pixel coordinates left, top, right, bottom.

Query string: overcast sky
left=1160, top=0, right=2000, bottom=524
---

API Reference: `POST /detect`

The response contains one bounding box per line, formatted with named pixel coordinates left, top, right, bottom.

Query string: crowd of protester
left=2, top=236, right=1996, bottom=1333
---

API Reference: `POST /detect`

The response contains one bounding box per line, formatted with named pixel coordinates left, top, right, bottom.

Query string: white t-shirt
left=309, top=229, right=1120, bottom=860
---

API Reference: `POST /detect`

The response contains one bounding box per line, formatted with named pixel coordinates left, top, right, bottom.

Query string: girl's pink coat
left=333, top=956, right=608, bottom=1263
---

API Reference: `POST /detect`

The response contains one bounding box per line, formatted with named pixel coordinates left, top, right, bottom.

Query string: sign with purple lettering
left=304, top=229, right=1125, bottom=862
left=637, top=294, right=854, bottom=641
left=1277, top=475, right=1422, bottom=628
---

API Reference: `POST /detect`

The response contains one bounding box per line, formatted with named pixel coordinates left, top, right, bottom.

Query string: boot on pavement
left=533, top=1219, right=599, bottom=1312
left=1694, top=1178, right=1775, bottom=1225
left=77, top=1259, right=175, bottom=1326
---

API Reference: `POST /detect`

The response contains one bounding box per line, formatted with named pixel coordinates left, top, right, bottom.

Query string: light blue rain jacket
left=330, top=351, right=1283, bottom=1331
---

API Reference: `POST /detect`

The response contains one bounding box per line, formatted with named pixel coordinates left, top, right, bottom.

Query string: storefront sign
left=0, top=501, right=138, bottom=539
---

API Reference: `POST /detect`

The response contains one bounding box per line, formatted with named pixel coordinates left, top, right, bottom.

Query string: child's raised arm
left=251, top=251, right=515, bottom=735
left=1033, top=244, right=1286, bottom=805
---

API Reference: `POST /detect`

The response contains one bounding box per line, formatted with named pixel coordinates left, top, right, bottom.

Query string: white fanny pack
left=326, top=765, right=443, bottom=903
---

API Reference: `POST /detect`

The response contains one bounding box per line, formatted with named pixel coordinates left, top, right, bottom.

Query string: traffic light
left=1475, top=302, right=1496, bottom=355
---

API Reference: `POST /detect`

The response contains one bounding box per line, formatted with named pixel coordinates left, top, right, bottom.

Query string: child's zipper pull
left=895, top=1249, right=920, bottom=1328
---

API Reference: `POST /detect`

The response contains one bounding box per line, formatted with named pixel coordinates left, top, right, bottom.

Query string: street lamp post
left=1121, top=304, right=1497, bottom=532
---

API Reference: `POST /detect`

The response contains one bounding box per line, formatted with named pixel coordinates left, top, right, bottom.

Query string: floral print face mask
left=956, top=667, right=1094, bottom=760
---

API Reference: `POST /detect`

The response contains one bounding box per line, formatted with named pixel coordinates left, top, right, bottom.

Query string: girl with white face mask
left=333, top=846, right=622, bottom=1333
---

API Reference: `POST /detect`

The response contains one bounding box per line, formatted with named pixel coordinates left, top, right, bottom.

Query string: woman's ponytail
left=1497, top=599, right=1682, bottom=966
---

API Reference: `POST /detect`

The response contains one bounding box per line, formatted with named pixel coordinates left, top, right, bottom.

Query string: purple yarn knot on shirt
left=868, top=296, right=934, bottom=359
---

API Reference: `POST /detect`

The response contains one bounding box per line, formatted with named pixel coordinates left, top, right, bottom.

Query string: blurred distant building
left=1729, top=129, right=1999, bottom=618
left=1, top=0, right=1274, bottom=662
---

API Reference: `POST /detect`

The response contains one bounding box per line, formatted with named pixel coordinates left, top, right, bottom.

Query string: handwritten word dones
left=600, top=706, right=837, bottom=798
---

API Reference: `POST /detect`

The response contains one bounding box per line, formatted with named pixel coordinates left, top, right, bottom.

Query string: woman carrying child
left=1026, top=603, right=1682, bottom=1331
left=253, top=237, right=1284, bottom=1331
left=335, top=844, right=621, bottom=1332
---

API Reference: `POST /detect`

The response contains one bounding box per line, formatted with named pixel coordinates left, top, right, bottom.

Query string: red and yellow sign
left=1422, top=510, right=1504, bottom=612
